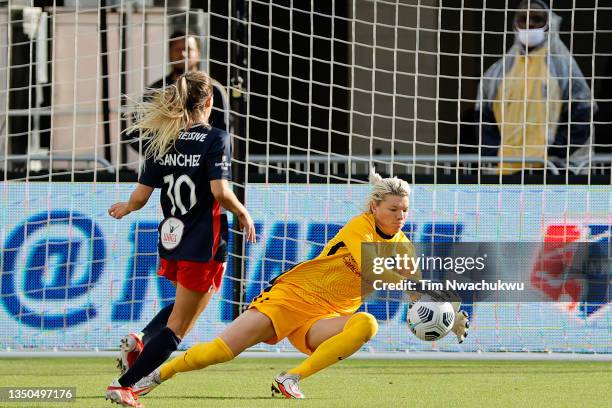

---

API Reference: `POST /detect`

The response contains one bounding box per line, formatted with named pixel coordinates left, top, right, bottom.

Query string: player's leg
left=131, top=309, right=276, bottom=397
left=118, top=283, right=213, bottom=387
left=273, top=312, right=378, bottom=399
left=299, top=311, right=378, bottom=375
left=117, top=303, right=175, bottom=375
left=117, top=260, right=178, bottom=375
left=107, top=283, right=213, bottom=406
left=141, top=259, right=178, bottom=344
left=158, top=308, right=276, bottom=380
left=142, top=303, right=174, bottom=344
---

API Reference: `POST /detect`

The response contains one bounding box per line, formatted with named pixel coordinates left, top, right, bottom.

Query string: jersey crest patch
left=160, top=217, right=185, bottom=250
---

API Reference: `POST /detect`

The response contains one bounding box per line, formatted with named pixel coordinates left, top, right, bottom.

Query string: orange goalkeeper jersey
left=271, top=212, right=412, bottom=315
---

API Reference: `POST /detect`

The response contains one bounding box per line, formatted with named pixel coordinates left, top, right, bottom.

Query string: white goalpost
left=0, top=0, right=610, bottom=357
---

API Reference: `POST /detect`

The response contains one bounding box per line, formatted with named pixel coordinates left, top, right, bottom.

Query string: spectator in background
left=149, top=30, right=229, bottom=132
left=126, top=30, right=229, bottom=155
left=476, top=0, right=596, bottom=174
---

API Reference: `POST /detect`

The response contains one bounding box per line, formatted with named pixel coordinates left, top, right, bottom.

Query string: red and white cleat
left=271, top=372, right=304, bottom=399
left=117, top=333, right=144, bottom=375
left=105, top=379, right=144, bottom=407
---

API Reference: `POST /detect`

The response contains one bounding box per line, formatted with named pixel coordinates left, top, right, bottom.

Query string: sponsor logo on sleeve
left=215, top=155, right=231, bottom=172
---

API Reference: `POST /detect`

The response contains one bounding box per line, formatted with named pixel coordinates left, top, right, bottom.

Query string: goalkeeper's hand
left=451, top=309, right=469, bottom=344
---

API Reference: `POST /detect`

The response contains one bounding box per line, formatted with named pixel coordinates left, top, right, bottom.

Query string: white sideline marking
left=0, top=351, right=610, bottom=361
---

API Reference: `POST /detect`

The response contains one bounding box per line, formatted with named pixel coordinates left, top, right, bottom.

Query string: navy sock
left=142, top=303, right=174, bottom=345
left=119, top=327, right=181, bottom=387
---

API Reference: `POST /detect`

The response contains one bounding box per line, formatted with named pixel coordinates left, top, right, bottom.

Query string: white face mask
left=516, top=27, right=547, bottom=48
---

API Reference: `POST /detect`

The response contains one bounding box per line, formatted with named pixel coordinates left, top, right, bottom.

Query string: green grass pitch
left=0, top=357, right=610, bottom=407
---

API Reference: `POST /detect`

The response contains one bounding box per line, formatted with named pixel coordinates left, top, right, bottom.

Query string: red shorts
left=157, top=259, right=225, bottom=293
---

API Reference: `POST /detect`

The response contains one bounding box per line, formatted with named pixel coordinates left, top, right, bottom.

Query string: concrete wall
left=1, top=6, right=191, bottom=170
left=50, top=7, right=169, bottom=170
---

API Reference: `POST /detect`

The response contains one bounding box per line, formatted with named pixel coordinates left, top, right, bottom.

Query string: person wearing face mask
left=475, top=0, right=596, bottom=174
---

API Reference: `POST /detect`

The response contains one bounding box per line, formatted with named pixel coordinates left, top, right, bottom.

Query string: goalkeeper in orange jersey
left=131, top=171, right=470, bottom=400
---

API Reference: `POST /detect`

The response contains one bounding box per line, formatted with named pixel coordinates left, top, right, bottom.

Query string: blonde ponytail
left=125, top=71, right=213, bottom=160
left=368, top=168, right=384, bottom=184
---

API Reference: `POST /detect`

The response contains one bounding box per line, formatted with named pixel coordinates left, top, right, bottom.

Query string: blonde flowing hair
left=366, top=168, right=411, bottom=212
left=125, top=70, right=213, bottom=160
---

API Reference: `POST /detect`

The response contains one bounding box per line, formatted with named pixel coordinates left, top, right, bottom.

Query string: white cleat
left=133, top=368, right=162, bottom=397
left=105, top=379, right=144, bottom=407
left=271, top=372, right=304, bottom=399
left=117, top=333, right=144, bottom=375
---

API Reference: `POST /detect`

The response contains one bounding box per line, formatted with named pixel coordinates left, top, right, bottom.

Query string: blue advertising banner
left=0, top=183, right=610, bottom=353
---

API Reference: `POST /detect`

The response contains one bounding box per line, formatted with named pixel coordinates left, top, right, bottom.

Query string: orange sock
left=287, top=312, right=378, bottom=379
left=160, top=337, right=234, bottom=381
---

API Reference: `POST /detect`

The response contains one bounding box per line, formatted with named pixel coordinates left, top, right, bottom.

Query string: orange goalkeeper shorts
left=248, top=283, right=342, bottom=355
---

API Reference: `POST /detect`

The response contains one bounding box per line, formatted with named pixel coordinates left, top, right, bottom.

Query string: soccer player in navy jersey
left=105, top=71, right=256, bottom=408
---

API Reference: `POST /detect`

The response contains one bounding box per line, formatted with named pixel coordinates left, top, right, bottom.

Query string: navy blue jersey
left=139, top=125, right=231, bottom=262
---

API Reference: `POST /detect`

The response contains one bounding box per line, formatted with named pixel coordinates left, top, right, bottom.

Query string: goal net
left=0, top=0, right=610, bottom=354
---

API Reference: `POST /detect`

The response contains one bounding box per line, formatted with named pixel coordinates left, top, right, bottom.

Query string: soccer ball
left=408, top=301, right=455, bottom=341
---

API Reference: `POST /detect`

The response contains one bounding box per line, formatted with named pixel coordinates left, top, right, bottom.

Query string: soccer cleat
left=105, top=379, right=144, bottom=407
left=271, top=372, right=304, bottom=399
left=117, top=333, right=144, bottom=375
left=132, top=368, right=162, bottom=396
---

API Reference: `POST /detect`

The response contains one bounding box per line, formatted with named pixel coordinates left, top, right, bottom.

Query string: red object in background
left=530, top=224, right=583, bottom=302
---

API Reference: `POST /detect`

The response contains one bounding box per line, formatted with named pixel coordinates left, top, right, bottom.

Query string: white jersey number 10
left=163, top=174, right=197, bottom=216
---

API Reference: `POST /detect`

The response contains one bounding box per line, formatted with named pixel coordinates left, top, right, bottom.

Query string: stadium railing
left=574, top=154, right=612, bottom=175
left=0, top=154, right=115, bottom=173
left=249, top=154, right=562, bottom=176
